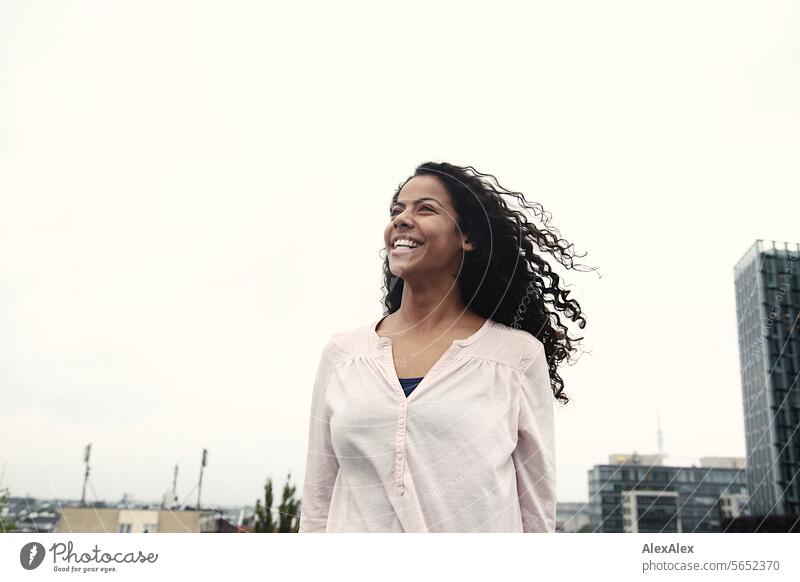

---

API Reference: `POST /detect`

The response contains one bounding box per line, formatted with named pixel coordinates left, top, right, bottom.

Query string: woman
left=299, top=162, right=592, bottom=533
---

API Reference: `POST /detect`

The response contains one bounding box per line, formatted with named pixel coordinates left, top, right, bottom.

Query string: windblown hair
left=380, top=162, right=597, bottom=404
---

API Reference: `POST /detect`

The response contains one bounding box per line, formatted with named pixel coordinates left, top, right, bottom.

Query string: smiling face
left=383, top=175, right=475, bottom=281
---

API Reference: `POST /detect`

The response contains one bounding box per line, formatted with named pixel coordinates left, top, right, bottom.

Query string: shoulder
left=488, top=323, right=552, bottom=402
left=476, top=320, right=545, bottom=371
left=318, top=320, right=376, bottom=363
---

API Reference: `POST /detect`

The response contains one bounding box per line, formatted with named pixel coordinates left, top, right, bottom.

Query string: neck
left=394, top=275, right=471, bottom=333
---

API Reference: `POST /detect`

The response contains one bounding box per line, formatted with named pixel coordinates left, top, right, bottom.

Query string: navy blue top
left=398, top=376, right=424, bottom=398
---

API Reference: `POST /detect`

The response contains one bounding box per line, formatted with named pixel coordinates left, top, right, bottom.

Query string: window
left=116, top=523, right=132, bottom=533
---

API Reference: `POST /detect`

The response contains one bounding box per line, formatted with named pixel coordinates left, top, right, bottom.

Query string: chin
left=389, top=266, right=406, bottom=278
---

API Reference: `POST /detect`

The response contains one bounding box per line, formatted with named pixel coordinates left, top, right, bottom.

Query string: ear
left=462, top=235, right=476, bottom=252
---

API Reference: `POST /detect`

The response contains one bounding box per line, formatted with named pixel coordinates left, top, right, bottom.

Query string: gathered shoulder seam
left=453, top=353, right=528, bottom=374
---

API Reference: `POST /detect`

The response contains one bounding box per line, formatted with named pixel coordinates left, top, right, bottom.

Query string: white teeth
left=393, top=238, right=422, bottom=249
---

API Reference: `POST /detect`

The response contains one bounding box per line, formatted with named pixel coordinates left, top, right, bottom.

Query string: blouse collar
left=368, top=314, right=493, bottom=349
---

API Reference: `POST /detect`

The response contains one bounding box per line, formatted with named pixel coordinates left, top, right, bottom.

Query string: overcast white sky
left=1, top=1, right=799, bottom=509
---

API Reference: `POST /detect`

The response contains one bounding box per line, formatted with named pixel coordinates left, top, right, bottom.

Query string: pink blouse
left=298, top=316, right=556, bottom=532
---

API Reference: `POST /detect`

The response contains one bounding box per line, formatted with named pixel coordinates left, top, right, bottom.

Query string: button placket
left=381, top=341, right=411, bottom=495
left=395, top=400, right=408, bottom=494
left=372, top=316, right=491, bottom=500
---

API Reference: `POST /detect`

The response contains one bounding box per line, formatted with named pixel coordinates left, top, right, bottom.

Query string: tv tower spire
left=657, top=411, right=664, bottom=457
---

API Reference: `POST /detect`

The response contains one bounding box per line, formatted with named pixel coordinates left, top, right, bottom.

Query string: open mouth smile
left=390, top=237, right=425, bottom=256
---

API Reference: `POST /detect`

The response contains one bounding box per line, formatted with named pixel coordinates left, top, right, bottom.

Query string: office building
left=734, top=240, right=800, bottom=518
left=556, top=502, right=591, bottom=532
left=587, top=455, right=748, bottom=532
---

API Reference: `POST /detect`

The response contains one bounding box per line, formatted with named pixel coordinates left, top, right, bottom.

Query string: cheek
left=428, top=230, right=460, bottom=252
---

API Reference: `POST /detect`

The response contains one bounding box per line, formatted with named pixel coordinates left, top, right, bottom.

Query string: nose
left=392, top=207, right=413, bottom=229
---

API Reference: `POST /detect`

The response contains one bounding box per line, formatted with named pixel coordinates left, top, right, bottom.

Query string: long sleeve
left=298, top=339, right=340, bottom=533
left=512, top=340, right=557, bottom=533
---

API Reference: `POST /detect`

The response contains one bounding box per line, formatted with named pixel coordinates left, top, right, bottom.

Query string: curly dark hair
left=380, top=161, right=597, bottom=405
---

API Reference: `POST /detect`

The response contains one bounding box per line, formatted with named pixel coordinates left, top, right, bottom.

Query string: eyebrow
left=390, top=197, right=442, bottom=207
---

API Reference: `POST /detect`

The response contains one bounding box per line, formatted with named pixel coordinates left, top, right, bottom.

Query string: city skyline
left=2, top=1, right=800, bottom=508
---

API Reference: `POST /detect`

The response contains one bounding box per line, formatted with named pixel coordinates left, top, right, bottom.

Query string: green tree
left=254, top=472, right=301, bottom=532
left=277, top=471, right=300, bottom=533
left=253, top=478, right=275, bottom=532
left=0, top=487, right=15, bottom=533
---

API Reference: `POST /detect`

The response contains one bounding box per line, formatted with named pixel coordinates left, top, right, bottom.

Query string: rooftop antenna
left=80, top=444, right=91, bottom=506
left=161, top=464, right=180, bottom=509
left=197, top=449, right=207, bottom=510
